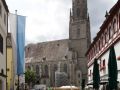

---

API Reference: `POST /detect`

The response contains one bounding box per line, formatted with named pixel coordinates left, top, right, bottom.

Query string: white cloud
left=6, top=0, right=118, bottom=44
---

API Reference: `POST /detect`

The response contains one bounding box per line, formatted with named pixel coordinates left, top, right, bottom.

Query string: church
left=25, top=0, right=91, bottom=87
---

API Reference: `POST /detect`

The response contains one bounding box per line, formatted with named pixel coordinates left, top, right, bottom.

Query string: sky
left=6, top=0, right=118, bottom=45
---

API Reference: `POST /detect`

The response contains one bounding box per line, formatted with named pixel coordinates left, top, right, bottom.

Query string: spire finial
left=105, top=11, right=109, bottom=18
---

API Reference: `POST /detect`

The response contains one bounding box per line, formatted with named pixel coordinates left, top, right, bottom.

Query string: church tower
left=69, top=0, right=91, bottom=84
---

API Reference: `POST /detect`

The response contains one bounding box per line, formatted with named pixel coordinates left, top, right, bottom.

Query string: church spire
left=72, top=0, right=87, bottom=20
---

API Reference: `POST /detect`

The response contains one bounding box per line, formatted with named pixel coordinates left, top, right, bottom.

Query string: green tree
left=25, top=70, right=36, bottom=87
left=108, top=46, right=118, bottom=90
left=93, top=59, right=100, bottom=90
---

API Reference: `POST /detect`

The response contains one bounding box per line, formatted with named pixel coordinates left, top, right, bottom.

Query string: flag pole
left=15, top=10, right=20, bottom=90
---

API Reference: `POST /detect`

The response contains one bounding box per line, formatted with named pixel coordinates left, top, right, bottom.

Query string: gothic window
left=54, top=64, right=58, bottom=72
left=45, top=65, right=48, bottom=76
left=36, top=65, right=39, bottom=75
left=77, top=8, right=80, bottom=17
left=0, top=34, right=3, bottom=54
left=43, top=80, right=46, bottom=84
left=64, top=63, right=67, bottom=73
left=77, top=29, right=80, bottom=37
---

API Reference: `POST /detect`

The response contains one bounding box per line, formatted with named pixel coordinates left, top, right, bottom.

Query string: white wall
left=0, top=1, right=8, bottom=90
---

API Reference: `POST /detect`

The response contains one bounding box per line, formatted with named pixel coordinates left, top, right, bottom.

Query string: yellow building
left=7, top=33, right=14, bottom=90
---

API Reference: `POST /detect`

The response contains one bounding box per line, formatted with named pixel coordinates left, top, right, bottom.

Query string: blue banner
left=17, top=15, right=26, bottom=75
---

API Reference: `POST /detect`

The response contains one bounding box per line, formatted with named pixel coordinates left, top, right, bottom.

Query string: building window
left=105, top=30, right=107, bottom=43
left=90, top=70, right=91, bottom=76
left=45, top=65, right=48, bottom=76
left=99, top=59, right=101, bottom=69
left=4, top=13, right=6, bottom=25
left=77, top=8, right=80, bottom=17
left=113, top=19, right=117, bottom=32
left=77, top=29, right=80, bottom=37
left=0, top=4, right=1, bottom=16
left=103, top=60, right=105, bottom=67
left=1, top=69, right=4, bottom=74
left=100, top=37, right=103, bottom=49
left=99, top=40, right=100, bottom=50
left=78, top=73, right=80, bottom=78
left=0, top=34, right=3, bottom=54
left=64, top=63, right=67, bottom=73
left=36, top=65, right=39, bottom=75
left=109, top=26, right=113, bottom=38
left=43, top=80, right=46, bottom=84
left=103, top=34, right=105, bottom=45
left=106, top=29, right=109, bottom=42
left=54, top=64, right=58, bottom=72
left=95, top=44, right=97, bottom=54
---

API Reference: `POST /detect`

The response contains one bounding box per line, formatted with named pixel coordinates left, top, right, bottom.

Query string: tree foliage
left=93, top=59, right=100, bottom=90
left=25, top=69, right=36, bottom=85
left=108, top=46, right=118, bottom=90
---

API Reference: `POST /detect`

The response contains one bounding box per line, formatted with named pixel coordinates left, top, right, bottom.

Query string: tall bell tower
left=69, top=0, right=91, bottom=85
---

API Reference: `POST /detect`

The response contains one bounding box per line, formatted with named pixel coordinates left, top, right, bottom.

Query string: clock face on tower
left=77, top=8, right=80, bottom=17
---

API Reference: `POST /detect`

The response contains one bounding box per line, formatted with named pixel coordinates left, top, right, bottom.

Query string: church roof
left=25, top=39, right=73, bottom=62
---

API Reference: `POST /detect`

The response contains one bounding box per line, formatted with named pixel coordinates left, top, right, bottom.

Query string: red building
left=86, top=0, right=120, bottom=89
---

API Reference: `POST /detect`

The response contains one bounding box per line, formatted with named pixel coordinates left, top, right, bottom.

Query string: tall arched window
left=36, top=65, right=39, bottom=75
left=54, top=64, right=58, bottom=72
left=64, top=64, right=67, bottom=73
left=45, top=65, right=48, bottom=76
left=77, top=8, right=80, bottom=17
left=77, top=29, right=80, bottom=37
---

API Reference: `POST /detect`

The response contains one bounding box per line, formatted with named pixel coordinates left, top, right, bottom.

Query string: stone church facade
left=25, top=0, right=91, bottom=87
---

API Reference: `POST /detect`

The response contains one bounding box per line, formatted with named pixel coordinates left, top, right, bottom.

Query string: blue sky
left=6, top=0, right=118, bottom=44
